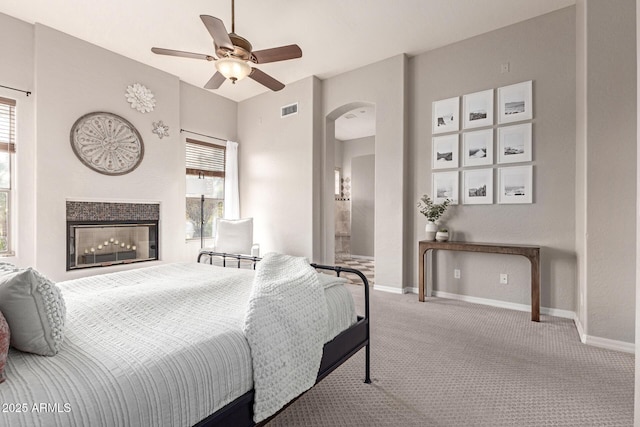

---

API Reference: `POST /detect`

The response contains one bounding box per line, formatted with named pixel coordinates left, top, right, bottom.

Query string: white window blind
left=0, top=97, right=16, bottom=149
left=0, top=96, right=15, bottom=253
left=0, top=97, right=15, bottom=190
left=185, top=138, right=225, bottom=177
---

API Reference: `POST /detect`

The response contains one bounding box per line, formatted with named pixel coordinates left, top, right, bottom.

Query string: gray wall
left=238, top=77, right=318, bottom=258
left=322, top=55, right=407, bottom=290
left=575, top=0, right=589, bottom=342
left=340, top=136, right=375, bottom=178
left=581, top=0, right=637, bottom=344
left=408, top=8, right=577, bottom=312
left=633, top=0, right=640, bottom=426
left=33, top=23, right=180, bottom=280
left=0, top=13, right=35, bottom=269
left=0, top=15, right=238, bottom=280
left=351, top=154, right=375, bottom=257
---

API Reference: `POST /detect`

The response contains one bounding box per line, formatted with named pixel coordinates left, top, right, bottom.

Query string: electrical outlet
left=454, top=269, right=461, bottom=279
left=500, top=273, right=508, bottom=284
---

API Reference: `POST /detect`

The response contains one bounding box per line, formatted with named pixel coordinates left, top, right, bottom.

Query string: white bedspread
left=0, top=262, right=356, bottom=427
left=243, top=253, right=328, bottom=422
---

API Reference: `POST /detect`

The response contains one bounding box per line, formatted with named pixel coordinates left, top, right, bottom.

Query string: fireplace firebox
left=66, top=201, right=160, bottom=271
left=67, top=221, right=158, bottom=270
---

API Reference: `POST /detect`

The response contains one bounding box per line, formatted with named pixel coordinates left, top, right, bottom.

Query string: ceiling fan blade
left=251, top=44, right=303, bottom=64
left=200, top=15, right=234, bottom=51
left=204, top=72, right=226, bottom=89
left=151, top=47, right=214, bottom=61
left=249, top=68, right=285, bottom=91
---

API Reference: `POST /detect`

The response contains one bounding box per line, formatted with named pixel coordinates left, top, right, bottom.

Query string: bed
left=0, top=252, right=370, bottom=427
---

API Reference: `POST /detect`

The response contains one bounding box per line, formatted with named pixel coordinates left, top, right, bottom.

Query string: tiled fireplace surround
left=66, top=201, right=159, bottom=270
left=66, top=201, right=160, bottom=223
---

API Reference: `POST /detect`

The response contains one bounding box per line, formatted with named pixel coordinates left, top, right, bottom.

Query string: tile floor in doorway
left=334, top=256, right=375, bottom=286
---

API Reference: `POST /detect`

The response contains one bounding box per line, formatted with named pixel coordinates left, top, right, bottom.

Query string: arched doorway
left=321, top=102, right=376, bottom=272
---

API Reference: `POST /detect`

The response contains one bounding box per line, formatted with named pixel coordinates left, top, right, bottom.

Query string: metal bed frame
left=194, top=251, right=371, bottom=427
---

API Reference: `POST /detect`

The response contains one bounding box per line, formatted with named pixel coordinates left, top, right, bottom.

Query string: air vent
left=281, top=102, right=298, bottom=118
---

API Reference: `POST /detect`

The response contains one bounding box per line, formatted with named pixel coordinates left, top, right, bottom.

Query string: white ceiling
left=335, top=106, right=376, bottom=141
left=3, top=0, right=574, bottom=104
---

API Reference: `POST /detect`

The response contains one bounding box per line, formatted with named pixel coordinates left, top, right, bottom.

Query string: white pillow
left=215, top=218, right=253, bottom=255
left=0, top=266, right=66, bottom=356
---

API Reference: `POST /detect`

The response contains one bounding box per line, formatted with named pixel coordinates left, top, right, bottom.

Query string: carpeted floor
left=267, top=286, right=634, bottom=426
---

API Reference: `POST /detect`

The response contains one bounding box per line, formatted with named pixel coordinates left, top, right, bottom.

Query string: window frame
left=185, top=138, right=226, bottom=241
left=0, top=96, right=16, bottom=255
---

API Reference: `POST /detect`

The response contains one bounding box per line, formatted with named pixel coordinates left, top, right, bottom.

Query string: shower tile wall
left=335, top=199, right=351, bottom=259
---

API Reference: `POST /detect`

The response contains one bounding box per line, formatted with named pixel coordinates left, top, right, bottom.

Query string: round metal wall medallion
left=70, top=112, right=144, bottom=175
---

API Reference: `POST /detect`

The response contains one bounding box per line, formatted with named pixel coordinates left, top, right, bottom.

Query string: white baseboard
left=404, top=289, right=634, bottom=354
left=373, top=284, right=406, bottom=294
left=573, top=316, right=587, bottom=343
left=428, top=290, right=576, bottom=320
left=583, top=334, right=635, bottom=353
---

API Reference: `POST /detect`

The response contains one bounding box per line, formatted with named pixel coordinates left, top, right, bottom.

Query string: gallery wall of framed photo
left=431, top=80, right=534, bottom=205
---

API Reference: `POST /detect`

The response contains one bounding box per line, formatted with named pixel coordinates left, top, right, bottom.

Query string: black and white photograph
left=498, top=123, right=532, bottom=164
left=463, top=168, right=493, bottom=205
left=462, top=129, right=493, bottom=167
left=432, top=171, right=459, bottom=205
left=432, top=134, right=459, bottom=169
left=498, top=165, right=533, bottom=204
left=432, top=97, right=460, bottom=134
left=498, top=80, right=533, bottom=124
left=463, top=89, right=494, bottom=129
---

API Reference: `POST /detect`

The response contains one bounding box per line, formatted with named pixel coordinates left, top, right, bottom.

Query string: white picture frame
left=432, top=171, right=459, bottom=205
left=498, top=80, right=533, bottom=124
left=462, top=129, right=493, bottom=167
left=463, top=168, right=493, bottom=205
left=432, top=97, right=460, bottom=134
left=498, top=123, right=532, bottom=164
left=463, top=89, right=494, bottom=129
left=432, top=134, right=459, bottom=169
left=498, top=165, right=533, bottom=204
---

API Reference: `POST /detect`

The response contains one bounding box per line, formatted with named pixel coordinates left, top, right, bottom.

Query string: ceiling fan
left=151, top=0, right=302, bottom=92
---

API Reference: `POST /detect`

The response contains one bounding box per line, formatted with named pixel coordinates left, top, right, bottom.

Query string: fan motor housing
left=216, top=33, right=252, bottom=60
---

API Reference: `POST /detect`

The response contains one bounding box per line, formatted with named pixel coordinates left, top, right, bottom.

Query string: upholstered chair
left=199, top=218, right=260, bottom=266
left=212, top=218, right=260, bottom=256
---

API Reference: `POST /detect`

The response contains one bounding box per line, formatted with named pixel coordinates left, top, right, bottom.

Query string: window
left=0, top=97, right=15, bottom=254
left=185, top=138, right=225, bottom=240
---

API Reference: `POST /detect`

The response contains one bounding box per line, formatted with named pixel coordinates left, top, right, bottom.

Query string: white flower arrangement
left=125, top=83, right=156, bottom=113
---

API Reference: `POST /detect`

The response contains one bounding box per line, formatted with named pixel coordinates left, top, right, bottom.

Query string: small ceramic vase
left=436, top=230, right=449, bottom=242
left=425, top=221, right=438, bottom=241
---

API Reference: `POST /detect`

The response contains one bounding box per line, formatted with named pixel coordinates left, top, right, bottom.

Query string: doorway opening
left=332, top=104, right=376, bottom=285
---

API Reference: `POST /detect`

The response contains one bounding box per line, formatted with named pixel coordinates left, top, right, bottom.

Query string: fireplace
left=66, top=201, right=159, bottom=271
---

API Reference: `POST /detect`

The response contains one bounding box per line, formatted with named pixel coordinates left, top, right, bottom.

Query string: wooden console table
left=418, top=241, right=541, bottom=322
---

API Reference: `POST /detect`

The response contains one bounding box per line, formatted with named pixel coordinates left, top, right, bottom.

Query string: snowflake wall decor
left=152, top=120, right=170, bottom=139
left=125, top=83, right=156, bottom=113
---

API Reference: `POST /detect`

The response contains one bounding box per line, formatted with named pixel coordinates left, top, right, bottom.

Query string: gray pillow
left=0, top=267, right=66, bottom=356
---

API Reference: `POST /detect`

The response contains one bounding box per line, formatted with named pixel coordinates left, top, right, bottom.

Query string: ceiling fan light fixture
left=215, top=57, right=251, bottom=83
